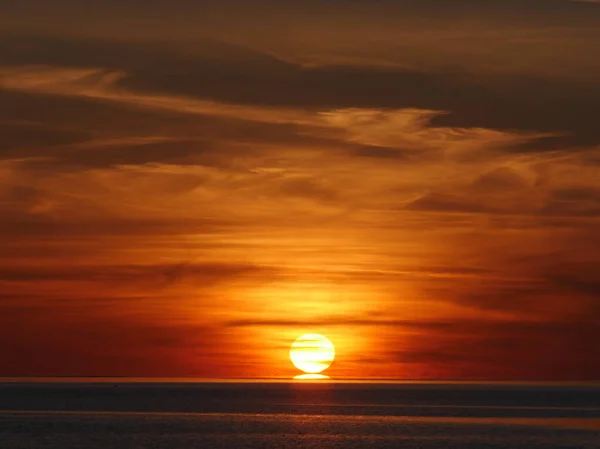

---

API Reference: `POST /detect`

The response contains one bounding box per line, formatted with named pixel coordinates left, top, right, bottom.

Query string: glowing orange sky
left=1, top=0, right=600, bottom=380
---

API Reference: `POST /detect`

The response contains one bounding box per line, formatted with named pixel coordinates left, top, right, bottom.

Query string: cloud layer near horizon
left=1, top=0, right=599, bottom=379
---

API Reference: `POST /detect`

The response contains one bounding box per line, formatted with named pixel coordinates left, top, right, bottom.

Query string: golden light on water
left=289, top=334, right=335, bottom=374
left=293, top=373, right=331, bottom=380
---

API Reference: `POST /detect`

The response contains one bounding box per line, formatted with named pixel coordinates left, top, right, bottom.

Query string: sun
left=289, top=333, right=335, bottom=374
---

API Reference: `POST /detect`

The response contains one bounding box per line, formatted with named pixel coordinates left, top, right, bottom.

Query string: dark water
left=1, top=381, right=599, bottom=448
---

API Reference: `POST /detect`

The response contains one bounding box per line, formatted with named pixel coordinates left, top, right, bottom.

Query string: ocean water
left=1, top=381, right=599, bottom=448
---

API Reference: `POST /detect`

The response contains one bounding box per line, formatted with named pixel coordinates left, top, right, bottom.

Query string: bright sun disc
left=289, top=333, right=335, bottom=374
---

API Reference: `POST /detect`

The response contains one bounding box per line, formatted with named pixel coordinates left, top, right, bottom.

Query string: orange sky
left=1, top=0, right=600, bottom=380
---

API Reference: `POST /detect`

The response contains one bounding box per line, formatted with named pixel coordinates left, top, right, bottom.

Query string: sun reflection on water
left=293, top=374, right=331, bottom=380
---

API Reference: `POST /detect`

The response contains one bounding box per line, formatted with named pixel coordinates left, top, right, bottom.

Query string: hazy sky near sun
left=1, top=0, right=600, bottom=380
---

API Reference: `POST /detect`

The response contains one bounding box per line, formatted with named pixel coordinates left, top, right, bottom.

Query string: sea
left=1, top=380, right=599, bottom=448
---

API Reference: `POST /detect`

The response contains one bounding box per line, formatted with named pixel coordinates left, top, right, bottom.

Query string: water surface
left=1, top=381, right=599, bottom=448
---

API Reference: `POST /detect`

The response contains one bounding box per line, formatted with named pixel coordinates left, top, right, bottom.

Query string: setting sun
left=289, top=334, right=335, bottom=374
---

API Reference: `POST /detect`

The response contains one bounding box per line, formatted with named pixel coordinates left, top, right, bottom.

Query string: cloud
left=542, top=186, right=600, bottom=217
left=397, top=319, right=600, bottom=380
left=2, top=31, right=600, bottom=144
left=0, top=261, right=276, bottom=286
left=0, top=303, right=221, bottom=376
left=225, top=316, right=457, bottom=330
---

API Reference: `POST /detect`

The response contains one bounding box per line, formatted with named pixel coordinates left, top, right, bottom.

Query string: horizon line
left=1, top=377, right=599, bottom=386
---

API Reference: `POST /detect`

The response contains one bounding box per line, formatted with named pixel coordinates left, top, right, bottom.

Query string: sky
left=1, top=0, right=600, bottom=380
